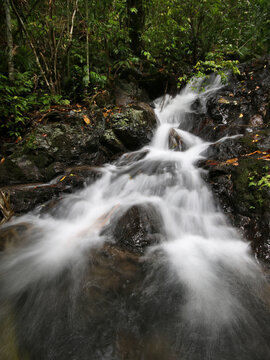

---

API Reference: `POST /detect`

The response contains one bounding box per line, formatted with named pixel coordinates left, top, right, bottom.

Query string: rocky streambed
left=0, top=57, right=270, bottom=360
left=1, top=56, right=270, bottom=266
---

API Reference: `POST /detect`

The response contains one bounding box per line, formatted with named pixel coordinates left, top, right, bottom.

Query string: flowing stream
left=0, top=77, right=270, bottom=359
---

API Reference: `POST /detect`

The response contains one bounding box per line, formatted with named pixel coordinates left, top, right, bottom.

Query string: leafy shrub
left=0, top=72, right=69, bottom=138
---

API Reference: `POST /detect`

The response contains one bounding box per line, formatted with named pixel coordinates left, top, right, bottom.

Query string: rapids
left=0, top=76, right=269, bottom=360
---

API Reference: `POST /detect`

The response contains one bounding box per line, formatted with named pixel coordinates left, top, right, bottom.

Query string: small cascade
left=0, top=76, right=269, bottom=360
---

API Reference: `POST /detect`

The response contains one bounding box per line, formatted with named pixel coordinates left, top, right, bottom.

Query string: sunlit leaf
left=83, top=115, right=91, bottom=125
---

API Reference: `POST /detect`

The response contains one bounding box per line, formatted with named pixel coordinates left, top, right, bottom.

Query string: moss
left=233, top=158, right=270, bottom=212
left=111, top=109, right=145, bottom=130
left=25, top=134, right=37, bottom=150
left=239, top=136, right=258, bottom=152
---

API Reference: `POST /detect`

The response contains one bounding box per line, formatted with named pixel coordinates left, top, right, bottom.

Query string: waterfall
left=0, top=76, right=269, bottom=360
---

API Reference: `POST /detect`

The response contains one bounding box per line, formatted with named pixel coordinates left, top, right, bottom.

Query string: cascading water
left=0, top=77, right=269, bottom=360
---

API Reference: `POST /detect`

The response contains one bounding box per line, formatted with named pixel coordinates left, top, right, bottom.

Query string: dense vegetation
left=1, top=0, right=270, bottom=137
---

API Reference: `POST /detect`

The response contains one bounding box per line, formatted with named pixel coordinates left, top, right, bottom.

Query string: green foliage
left=1, top=0, right=269, bottom=140
left=0, top=72, right=33, bottom=137
left=89, top=71, right=107, bottom=89
left=247, top=166, right=270, bottom=208
left=178, top=52, right=240, bottom=87
left=249, top=167, right=270, bottom=190
left=25, top=134, right=37, bottom=150
left=0, top=72, right=68, bottom=138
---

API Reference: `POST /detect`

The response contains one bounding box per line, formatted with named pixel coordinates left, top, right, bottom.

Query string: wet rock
left=190, top=57, right=270, bottom=142
left=114, top=150, right=148, bottom=167
left=197, top=56, right=270, bottom=263
left=100, top=129, right=127, bottom=154
left=249, top=114, right=264, bottom=127
left=0, top=166, right=101, bottom=216
left=114, top=79, right=150, bottom=105
left=0, top=222, right=32, bottom=251
left=110, top=105, right=156, bottom=151
left=168, top=128, right=184, bottom=151
left=205, top=140, right=270, bottom=263
left=103, top=204, right=164, bottom=253
left=84, top=244, right=144, bottom=298
left=115, top=87, right=134, bottom=106
left=0, top=101, right=156, bottom=187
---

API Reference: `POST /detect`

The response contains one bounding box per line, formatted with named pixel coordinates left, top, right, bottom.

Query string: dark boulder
left=168, top=128, right=184, bottom=151
left=110, top=103, right=156, bottom=151
left=103, top=203, right=164, bottom=254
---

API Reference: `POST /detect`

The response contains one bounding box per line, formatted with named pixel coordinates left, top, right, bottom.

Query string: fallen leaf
left=206, top=160, right=219, bottom=166
left=258, top=155, right=270, bottom=161
left=83, top=115, right=91, bottom=125
left=225, top=158, right=238, bottom=164
left=60, top=176, right=66, bottom=182
left=0, top=157, right=5, bottom=164
left=229, top=93, right=234, bottom=97
left=243, top=150, right=262, bottom=157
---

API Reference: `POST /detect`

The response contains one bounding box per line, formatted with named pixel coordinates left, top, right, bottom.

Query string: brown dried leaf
left=218, top=97, right=230, bottom=104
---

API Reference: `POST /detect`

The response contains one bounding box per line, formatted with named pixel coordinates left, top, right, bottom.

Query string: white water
left=0, top=76, right=269, bottom=359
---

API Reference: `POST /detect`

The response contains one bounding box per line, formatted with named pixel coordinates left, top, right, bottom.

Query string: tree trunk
left=10, top=0, right=53, bottom=92
left=3, top=0, right=15, bottom=81
left=85, top=0, right=90, bottom=89
left=126, top=0, right=144, bottom=56
left=67, top=0, right=70, bottom=78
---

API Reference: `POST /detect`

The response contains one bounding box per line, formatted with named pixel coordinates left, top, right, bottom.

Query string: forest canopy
left=1, top=0, right=270, bottom=137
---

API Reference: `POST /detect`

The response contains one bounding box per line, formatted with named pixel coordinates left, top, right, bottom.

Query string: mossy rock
left=232, top=158, right=270, bottom=214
